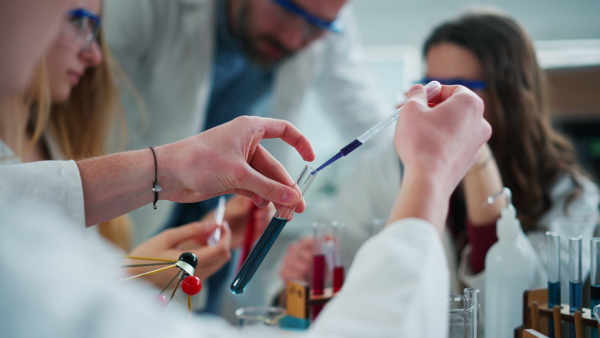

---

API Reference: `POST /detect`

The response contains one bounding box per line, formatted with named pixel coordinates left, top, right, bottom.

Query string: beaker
left=236, top=306, right=286, bottom=333
left=448, top=288, right=479, bottom=338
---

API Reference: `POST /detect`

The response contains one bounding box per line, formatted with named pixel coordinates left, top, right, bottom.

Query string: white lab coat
left=0, top=161, right=85, bottom=227
left=0, top=200, right=449, bottom=338
left=0, top=133, right=106, bottom=240
left=103, top=0, right=389, bottom=235
left=103, top=0, right=387, bottom=153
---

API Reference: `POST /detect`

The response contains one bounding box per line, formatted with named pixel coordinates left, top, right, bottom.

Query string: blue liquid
left=313, top=139, right=363, bottom=173
left=548, top=281, right=561, bottom=338
left=570, top=281, right=582, bottom=313
left=230, top=217, right=288, bottom=294
left=591, top=285, right=600, bottom=338
left=570, top=281, right=582, bottom=338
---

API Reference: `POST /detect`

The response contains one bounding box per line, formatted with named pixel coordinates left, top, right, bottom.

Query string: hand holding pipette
left=312, top=81, right=442, bottom=174
left=207, top=196, right=226, bottom=246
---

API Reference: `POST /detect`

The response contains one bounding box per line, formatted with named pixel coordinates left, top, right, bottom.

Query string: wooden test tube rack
left=519, top=288, right=600, bottom=338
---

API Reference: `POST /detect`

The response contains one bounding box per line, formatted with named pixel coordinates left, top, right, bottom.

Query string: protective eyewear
left=270, top=0, right=343, bottom=34
left=66, top=9, right=102, bottom=50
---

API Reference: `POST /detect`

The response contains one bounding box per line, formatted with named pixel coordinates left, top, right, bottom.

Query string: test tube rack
left=518, top=288, right=600, bottom=338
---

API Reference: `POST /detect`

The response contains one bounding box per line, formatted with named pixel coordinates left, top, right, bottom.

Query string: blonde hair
left=26, top=22, right=132, bottom=251
left=10, top=61, right=52, bottom=157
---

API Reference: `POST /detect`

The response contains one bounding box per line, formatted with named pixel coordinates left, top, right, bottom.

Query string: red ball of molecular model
left=181, top=275, right=202, bottom=296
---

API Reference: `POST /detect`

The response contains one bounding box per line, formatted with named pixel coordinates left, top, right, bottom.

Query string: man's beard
left=233, top=1, right=294, bottom=69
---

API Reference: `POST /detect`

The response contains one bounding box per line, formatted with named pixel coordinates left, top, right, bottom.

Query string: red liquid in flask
left=333, top=266, right=345, bottom=292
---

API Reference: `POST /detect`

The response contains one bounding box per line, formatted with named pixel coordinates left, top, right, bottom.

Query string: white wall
left=352, top=0, right=600, bottom=47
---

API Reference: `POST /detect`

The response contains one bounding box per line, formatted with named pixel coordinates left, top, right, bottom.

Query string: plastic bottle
left=484, top=189, right=530, bottom=338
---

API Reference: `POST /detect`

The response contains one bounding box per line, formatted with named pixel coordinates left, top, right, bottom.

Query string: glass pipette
left=312, top=81, right=442, bottom=174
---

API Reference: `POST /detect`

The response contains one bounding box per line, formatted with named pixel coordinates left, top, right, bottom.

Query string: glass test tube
left=569, top=236, right=583, bottom=338
left=546, top=232, right=561, bottom=338
left=330, top=221, right=345, bottom=293
left=311, top=222, right=326, bottom=320
left=312, top=222, right=326, bottom=296
left=465, top=288, right=479, bottom=338
left=230, top=165, right=317, bottom=295
left=591, top=238, right=600, bottom=338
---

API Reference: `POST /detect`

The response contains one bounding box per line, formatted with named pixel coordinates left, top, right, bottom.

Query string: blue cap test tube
left=546, top=232, right=560, bottom=338
left=569, top=236, right=583, bottom=338
left=591, top=238, right=600, bottom=338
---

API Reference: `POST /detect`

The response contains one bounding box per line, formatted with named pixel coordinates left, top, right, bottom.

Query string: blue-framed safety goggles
left=419, top=77, right=487, bottom=91
left=67, top=8, right=102, bottom=49
left=271, top=0, right=343, bottom=33
left=69, top=9, right=102, bottom=29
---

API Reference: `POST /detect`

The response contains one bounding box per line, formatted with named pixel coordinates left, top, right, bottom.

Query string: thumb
left=405, top=84, right=428, bottom=107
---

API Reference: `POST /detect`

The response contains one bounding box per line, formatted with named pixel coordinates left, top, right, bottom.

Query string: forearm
left=77, top=149, right=154, bottom=226
left=387, top=167, right=451, bottom=236
left=462, top=146, right=503, bottom=225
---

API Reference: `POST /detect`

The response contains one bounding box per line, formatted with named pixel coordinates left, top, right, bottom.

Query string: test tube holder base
left=518, top=288, right=600, bottom=338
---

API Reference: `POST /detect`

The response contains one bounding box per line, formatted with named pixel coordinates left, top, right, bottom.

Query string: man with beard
left=104, top=0, right=387, bottom=316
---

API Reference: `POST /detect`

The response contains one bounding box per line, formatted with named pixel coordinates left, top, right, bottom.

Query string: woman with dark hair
left=278, top=10, right=599, bottom=302
left=423, top=10, right=598, bottom=295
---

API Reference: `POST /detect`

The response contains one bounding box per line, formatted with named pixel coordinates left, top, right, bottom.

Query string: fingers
left=280, top=238, right=314, bottom=282
left=189, top=222, right=232, bottom=279
left=235, top=164, right=302, bottom=208
left=254, top=118, right=316, bottom=162
left=164, top=221, right=219, bottom=247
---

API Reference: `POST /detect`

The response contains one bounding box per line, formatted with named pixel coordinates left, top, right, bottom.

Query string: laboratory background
left=115, top=1, right=600, bottom=335
left=2, top=0, right=600, bottom=337
left=219, top=0, right=600, bottom=336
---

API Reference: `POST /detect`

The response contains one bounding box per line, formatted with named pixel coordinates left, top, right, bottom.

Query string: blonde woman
left=0, top=1, right=233, bottom=287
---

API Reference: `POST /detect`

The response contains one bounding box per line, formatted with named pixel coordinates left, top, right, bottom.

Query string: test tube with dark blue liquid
left=591, top=238, right=600, bottom=338
left=546, top=232, right=561, bottom=338
left=230, top=165, right=317, bottom=295
left=569, top=236, right=582, bottom=338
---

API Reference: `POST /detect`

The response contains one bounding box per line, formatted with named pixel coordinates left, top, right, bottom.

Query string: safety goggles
left=65, top=9, right=102, bottom=50
left=270, top=0, right=343, bottom=35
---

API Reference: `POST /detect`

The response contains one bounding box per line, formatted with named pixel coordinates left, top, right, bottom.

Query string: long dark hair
left=423, top=10, right=583, bottom=232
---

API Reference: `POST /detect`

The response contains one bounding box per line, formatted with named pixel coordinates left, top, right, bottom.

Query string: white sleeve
left=0, top=160, right=85, bottom=227
left=0, top=204, right=241, bottom=338
left=309, top=218, right=449, bottom=338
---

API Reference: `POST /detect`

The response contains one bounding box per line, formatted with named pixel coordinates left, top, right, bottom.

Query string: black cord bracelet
left=149, top=147, right=161, bottom=209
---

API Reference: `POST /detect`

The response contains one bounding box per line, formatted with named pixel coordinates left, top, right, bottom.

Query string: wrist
left=389, top=166, right=452, bottom=234
left=150, top=144, right=176, bottom=203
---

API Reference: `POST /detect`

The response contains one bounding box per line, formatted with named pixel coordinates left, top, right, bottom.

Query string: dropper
left=312, top=81, right=442, bottom=174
